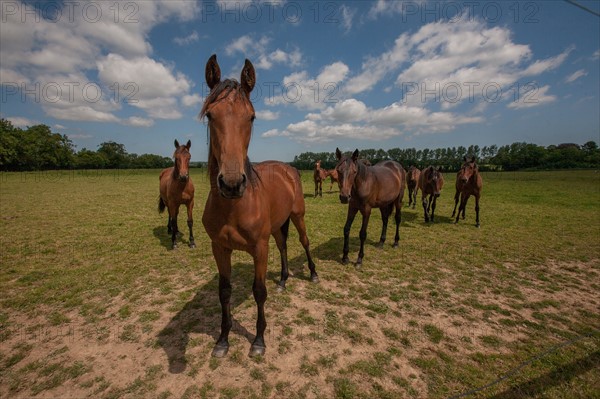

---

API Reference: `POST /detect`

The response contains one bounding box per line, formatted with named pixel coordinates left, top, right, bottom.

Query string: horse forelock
left=200, top=79, right=253, bottom=119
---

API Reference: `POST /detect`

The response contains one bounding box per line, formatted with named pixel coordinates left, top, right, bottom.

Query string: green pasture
left=0, top=168, right=598, bottom=398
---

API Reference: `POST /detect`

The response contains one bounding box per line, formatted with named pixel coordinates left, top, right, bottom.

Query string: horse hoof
left=392, top=242, right=399, bottom=248
left=189, top=242, right=196, bottom=248
left=276, top=284, right=286, bottom=293
left=212, top=345, right=229, bottom=358
left=375, top=242, right=384, bottom=249
left=249, top=344, right=265, bottom=357
left=171, top=244, right=178, bottom=250
left=311, top=274, right=320, bottom=283
left=476, top=224, right=480, bottom=228
left=342, top=257, right=349, bottom=265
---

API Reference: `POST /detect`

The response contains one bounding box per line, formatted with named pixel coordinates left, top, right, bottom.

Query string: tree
left=97, top=141, right=128, bottom=168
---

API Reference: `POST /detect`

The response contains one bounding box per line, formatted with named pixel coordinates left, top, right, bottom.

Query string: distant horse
left=158, top=140, right=195, bottom=249
left=406, top=166, right=421, bottom=209
left=452, top=156, right=483, bottom=227
left=418, top=166, right=444, bottom=223
left=335, top=148, right=406, bottom=266
left=200, top=54, right=318, bottom=358
left=313, top=160, right=328, bottom=197
left=327, top=168, right=339, bottom=192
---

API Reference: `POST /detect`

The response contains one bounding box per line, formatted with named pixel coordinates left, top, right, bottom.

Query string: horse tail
left=158, top=196, right=166, bottom=214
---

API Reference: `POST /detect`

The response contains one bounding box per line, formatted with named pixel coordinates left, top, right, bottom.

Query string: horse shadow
left=157, top=262, right=258, bottom=373
left=152, top=225, right=172, bottom=250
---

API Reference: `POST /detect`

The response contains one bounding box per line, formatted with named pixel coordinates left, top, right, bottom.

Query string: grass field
left=0, top=168, right=599, bottom=399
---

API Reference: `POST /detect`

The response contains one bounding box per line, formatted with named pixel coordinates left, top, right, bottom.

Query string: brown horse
left=158, top=140, right=195, bottom=249
left=327, top=168, right=339, bottom=192
left=418, top=166, right=444, bottom=223
left=406, top=166, right=421, bottom=209
left=313, top=160, right=328, bottom=197
left=452, top=156, right=483, bottom=227
left=335, top=148, right=406, bottom=266
left=200, top=55, right=318, bottom=358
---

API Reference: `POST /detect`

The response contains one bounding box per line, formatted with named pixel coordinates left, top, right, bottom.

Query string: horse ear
left=241, top=59, right=256, bottom=95
left=336, top=147, right=342, bottom=160
left=352, top=149, right=359, bottom=161
left=186, top=140, right=191, bottom=149
left=438, top=166, right=443, bottom=172
left=463, top=156, right=467, bottom=162
left=471, top=156, right=476, bottom=163
left=174, top=139, right=180, bottom=148
left=205, top=54, right=221, bottom=90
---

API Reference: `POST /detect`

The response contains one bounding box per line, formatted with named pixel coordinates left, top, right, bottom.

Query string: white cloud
left=182, top=94, right=203, bottom=107
left=174, top=31, right=200, bottom=46
left=54, top=124, right=66, bottom=129
left=6, top=116, right=40, bottom=128
left=0, top=1, right=197, bottom=123
left=565, top=69, right=588, bottom=83
left=593, top=50, right=600, bottom=60
left=340, top=5, right=356, bottom=33
left=226, top=34, right=302, bottom=70
left=124, top=116, right=155, bottom=127
left=507, top=85, right=556, bottom=109
left=256, top=110, right=280, bottom=120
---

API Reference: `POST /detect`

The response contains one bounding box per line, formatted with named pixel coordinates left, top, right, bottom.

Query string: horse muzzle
left=339, top=194, right=350, bottom=204
left=218, top=173, right=247, bottom=199
left=178, top=174, right=189, bottom=182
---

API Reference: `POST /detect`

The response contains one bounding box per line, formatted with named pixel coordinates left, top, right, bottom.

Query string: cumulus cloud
left=174, top=31, right=200, bottom=46
left=6, top=116, right=40, bottom=128
left=256, top=110, right=280, bottom=120
left=226, top=34, right=302, bottom=70
left=0, top=1, right=198, bottom=124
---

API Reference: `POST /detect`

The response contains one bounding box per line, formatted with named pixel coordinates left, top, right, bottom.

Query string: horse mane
left=356, top=157, right=368, bottom=181
left=201, top=79, right=259, bottom=187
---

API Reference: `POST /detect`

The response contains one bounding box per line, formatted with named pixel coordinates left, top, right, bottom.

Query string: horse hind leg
left=475, top=194, right=480, bottom=228
left=393, top=198, right=402, bottom=247
left=422, top=195, right=429, bottom=223
left=451, top=189, right=460, bottom=217
left=376, top=204, right=393, bottom=248
left=290, top=213, right=319, bottom=282
left=274, top=218, right=290, bottom=292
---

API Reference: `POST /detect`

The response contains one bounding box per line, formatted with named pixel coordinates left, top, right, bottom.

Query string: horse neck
left=353, top=160, right=369, bottom=192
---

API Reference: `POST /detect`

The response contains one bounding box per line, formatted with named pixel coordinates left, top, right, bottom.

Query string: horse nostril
left=217, top=174, right=225, bottom=187
left=241, top=173, right=247, bottom=185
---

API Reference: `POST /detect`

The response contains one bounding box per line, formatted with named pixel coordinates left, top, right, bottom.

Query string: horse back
left=365, top=160, right=405, bottom=204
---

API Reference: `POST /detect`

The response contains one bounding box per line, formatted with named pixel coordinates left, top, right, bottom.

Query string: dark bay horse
left=407, top=166, right=421, bottom=209
left=452, top=156, right=483, bottom=227
left=335, top=148, right=406, bottom=266
left=327, top=168, right=339, bottom=192
left=158, top=140, right=195, bottom=249
left=313, top=160, right=328, bottom=197
left=418, top=166, right=444, bottom=223
left=200, top=54, right=318, bottom=358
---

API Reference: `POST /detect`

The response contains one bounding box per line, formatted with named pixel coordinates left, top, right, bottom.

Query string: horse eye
left=250, top=114, right=256, bottom=122
left=205, top=112, right=212, bottom=121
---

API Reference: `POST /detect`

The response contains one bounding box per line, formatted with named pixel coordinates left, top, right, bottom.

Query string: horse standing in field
left=201, top=54, right=318, bottom=358
left=158, top=140, right=195, bottom=249
left=407, top=166, right=421, bottom=209
left=452, top=156, right=483, bottom=227
left=327, top=168, right=339, bottom=192
left=313, top=160, right=328, bottom=197
left=418, top=166, right=444, bottom=223
left=335, top=148, right=406, bottom=266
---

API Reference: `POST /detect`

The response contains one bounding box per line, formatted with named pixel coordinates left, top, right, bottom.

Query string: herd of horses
left=157, top=55, right=483, bottom=358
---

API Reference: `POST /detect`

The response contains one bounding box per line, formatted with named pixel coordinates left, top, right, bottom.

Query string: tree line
left=1, top=119, right=598, bottom=171
left=291, top=142, right=599, bottom=171
left=0, top=119, right=173, bottom=171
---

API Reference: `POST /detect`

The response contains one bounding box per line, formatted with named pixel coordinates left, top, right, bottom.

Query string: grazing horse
left=406, top=166, right=421, bottom=209
left=452, top=156, right=483, bottom=227
left=158, top=140, right=195, bottom=249
left=335, top=148, right=406, bottom=266
left=200, top=55, right=318, bottom=358
left=313, top=160, right=328, bottom=197
left=327, top=168, right=339, bottom=192
left=418, top=166, right=444, bottom=223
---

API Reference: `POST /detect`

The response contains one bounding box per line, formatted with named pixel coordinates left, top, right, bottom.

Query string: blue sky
left=1, top=0, right=599, bottom=162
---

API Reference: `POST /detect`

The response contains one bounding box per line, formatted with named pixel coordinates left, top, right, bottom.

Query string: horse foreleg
left=461, top=195, right=469, bottom=220
left=422, top=195, right=429, bottom=223
left=431, top=195, right=438, bottom=222
left=187, top=200, right=195, bottom=248
left=407, top=187, right=413, bottom=208
left=455, top=192, right=467, bottom=224
left=319, top=180, right=323, bottom=197
left=169, top=207, right=179, bottom=249
left=475, top=194, right=480, bottom=228
left=314, top=180, right=318, bottom=198
left=273, top=218, right=290, bottom=292
left=250, top=241, right=269, bottom=357
left=357, top=207, right=372, bottom=266
left=291, top=213, right=319, bottom=282
left=343, top=206, right=359, bottom=265
left=167, top=216, right=172, bottom=234
left=212, top=243, right=233, bottom=358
